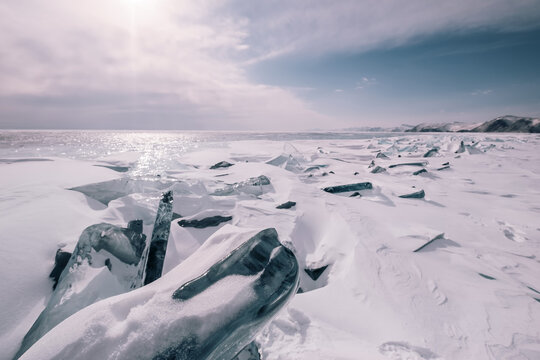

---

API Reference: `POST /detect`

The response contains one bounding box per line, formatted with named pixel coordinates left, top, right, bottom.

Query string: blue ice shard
left=144, top=191, right=174, bottom=285
left=19, top=227, right=298, bottom=360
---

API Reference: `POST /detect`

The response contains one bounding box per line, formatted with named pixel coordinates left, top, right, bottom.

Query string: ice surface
left=2, top=131, right=540, bottom=360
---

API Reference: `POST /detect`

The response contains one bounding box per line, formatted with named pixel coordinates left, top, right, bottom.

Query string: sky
left=1, top=0, right=540, bottom=130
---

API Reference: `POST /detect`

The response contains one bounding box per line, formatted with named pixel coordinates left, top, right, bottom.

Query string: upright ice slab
left=20, top=226, right=299, bottom=360
left=144, top=191, right=174, bottom=285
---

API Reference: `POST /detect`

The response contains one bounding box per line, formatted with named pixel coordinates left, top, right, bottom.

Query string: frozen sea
left=0, top=130, right=397, bottom=176
left=1, top=130, right=540, bottom=359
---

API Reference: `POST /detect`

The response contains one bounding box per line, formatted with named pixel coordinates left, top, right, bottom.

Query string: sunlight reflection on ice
left=0, top=130, right=394, bottom=177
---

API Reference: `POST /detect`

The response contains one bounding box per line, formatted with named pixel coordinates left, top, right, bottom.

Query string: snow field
left=1, top=133, right=539, bottom=359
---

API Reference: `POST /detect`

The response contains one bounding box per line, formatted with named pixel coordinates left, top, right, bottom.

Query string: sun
left=124, top=0, right=150, bottom=9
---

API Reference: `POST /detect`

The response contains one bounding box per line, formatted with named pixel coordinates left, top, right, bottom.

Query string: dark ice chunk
left=376, top=152, right=389, bottom=159
left=173, top=229, right=297, bottom=302
left=437, top=165, right=450, bottom=171
left=413, top=169, right=427, bottom=175
left=127, top=219, right=143, bottom=234
left=412, top=233, right=455, bottom=252
left=423, top=148, right=439, bottom=157
left=144, top=191, right=174, bottom=285
left=160, top=228, right=298, bottom=360
left=323, top=182, right=373, bottom=194
left=49, top=250, right=72, bottom=290
left=455, top=141, right=466, bottom=153
left=399, top=189, right=425, bottom=199
left=389, top=161, right=428, bottom=168
left=172, top=213, right=183, bottom=221
left=0, top=158, right=53, bottom=164
left=276, top=201, right=296, bottom=209
left=210, top=161, right=234, bottom=169
left=349, top=192, right=361, bottom=197
left=371, top=166, right=386, bottom=174
left=93, top=165, right=129, bottom=172
left=178, top=215, right=232, bottom=229
left=304, top=265, right=329, bottom=281
left=479, top=273, right=496, bottom=280
left=105, top=258, right=112, bottom=271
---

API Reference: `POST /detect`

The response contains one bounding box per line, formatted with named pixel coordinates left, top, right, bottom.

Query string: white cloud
left=238, top=0, right=540, bottom=61
left=471, top=89, right=493, bottom=96
left=0, top=0, right=538, bottom=129
left=0, top=0, right=330, bottom=129
left=355, top=77, right=377, bottom=89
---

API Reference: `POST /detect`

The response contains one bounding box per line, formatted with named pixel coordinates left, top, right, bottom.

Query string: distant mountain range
left=405, top=115, right=540, bottom=133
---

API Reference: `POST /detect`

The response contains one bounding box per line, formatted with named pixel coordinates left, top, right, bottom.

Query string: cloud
left=237, top=0, right=540, bottom=61
left=0, top=0, right=538, bottom=129
left=0, top=0, right=330, bottom=130
left=355, top=77, right=377, bottom=89
left=471, top=89, right=493, bottom=96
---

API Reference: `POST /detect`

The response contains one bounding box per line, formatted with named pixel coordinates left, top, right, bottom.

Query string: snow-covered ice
left=18, top=226, right=298, bottom=360
left=1, top=131, right=539, bottom=359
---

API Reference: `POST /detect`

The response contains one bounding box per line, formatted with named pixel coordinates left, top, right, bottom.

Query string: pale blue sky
left=248, top=29, right=540, bottom=125
left=1, top=0, right=539, bottom=130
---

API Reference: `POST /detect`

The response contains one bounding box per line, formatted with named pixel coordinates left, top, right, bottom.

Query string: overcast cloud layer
left=1, top=0, right=539, bottom=129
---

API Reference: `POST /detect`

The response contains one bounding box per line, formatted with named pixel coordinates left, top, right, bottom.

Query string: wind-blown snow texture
left=1, top=131, right=540, bottom=359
